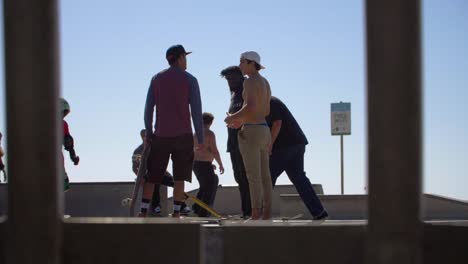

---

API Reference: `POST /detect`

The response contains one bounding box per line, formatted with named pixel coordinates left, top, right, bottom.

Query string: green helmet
left=61, top=98, right=70, bottom=113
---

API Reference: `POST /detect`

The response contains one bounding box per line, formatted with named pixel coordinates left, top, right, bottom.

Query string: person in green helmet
left=0, top=132, right=6, bottom=182
left=61, top=98, right=80, bottom=191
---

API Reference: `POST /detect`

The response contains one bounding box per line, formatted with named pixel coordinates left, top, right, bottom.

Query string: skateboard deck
left=129, top=145, right=150, bottom=216
left=184, top=193, right=222, bottom=218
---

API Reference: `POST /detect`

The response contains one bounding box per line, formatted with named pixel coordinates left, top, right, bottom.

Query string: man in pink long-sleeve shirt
left=140, top=45, right=204, bottom=217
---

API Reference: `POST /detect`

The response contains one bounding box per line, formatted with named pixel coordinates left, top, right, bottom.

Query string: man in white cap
left=224, top=51, right=272, bottom=220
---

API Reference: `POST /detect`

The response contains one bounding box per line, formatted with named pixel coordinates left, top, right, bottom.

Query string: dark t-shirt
left=266, top=96, right=308, bottom=150
left=226, top=85, right=244, bottom=152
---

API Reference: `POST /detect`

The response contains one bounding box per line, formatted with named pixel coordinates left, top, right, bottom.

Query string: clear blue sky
left=0, top=0, right=467, bottom=200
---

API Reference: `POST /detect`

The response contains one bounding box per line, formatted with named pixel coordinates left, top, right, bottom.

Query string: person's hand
left=224, top=112, right=232, bottom=124
left=212, top=164, right=217, bottom=171
left=229, top=121, right=242, bottom=129
left=224, top=112, right=242, bottom=129
left=219, top=165, right=225, bottom=175
left=71, top=155, right=80, bottom=165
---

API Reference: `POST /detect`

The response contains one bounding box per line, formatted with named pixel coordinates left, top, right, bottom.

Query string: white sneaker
left=181, top=206, right=192, bottom=215
left=153, top=206, right=161, bottom=215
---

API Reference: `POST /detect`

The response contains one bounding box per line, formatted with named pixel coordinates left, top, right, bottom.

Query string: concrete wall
left=220, top=224, right=366, bottom=264
left=422, top=194, right=468, bottom=220
left=1, top=216, right=468, bottom=263
left=423, top=224, right=468, bottom=264
left=281, top=194, right=368, bottom=220
left=0, top=185, right=5, bottom=216
left=63, top=218, right=201, bottom=264
left=2, top=183, right=468, bottom=220
left=1, top=183, right=324, bottom=217
left=280, top=194, right=468, bottom=220
left=0, top=217, right=5, bottom=264
left=63, top=182, right=134, bottom=217
left=181, top=184, right=323, bottom=216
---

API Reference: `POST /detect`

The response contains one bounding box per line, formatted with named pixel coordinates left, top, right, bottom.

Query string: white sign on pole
left=331, top=102, right=351, bottom=136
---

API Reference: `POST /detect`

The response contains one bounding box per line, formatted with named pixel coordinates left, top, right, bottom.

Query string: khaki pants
left=238, top=125, right=272, bottom=211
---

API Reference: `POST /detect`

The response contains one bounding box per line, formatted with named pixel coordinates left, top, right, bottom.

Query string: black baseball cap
left=166, top=45, right=192, bottom=61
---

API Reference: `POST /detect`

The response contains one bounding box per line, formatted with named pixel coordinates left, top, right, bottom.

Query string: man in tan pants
left=224, top=51, right=272, bottom=220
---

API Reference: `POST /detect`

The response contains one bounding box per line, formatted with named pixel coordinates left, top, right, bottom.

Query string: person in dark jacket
left=220, top=66, right=251, bottom=218
left=266, top=96, right=328, bottom=220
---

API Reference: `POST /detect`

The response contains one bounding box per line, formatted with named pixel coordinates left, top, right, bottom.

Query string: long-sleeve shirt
left=144, top=66, right=204, bottom=144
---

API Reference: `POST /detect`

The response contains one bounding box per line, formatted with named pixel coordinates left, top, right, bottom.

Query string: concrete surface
left=280, top=193, right=468, bottom=220
left=0, top=183, right=324, bottom=217
left=63, top=217, right=201, bottom=264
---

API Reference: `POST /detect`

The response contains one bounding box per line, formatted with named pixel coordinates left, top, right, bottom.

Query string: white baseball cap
left=240, top=51, right=265, bottom=69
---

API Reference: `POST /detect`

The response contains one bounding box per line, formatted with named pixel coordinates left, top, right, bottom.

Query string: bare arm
left=210, top=132, right=224, bottom=174
left=265, top=79, right=271, bottom=116
left=225, top=80, right=256, bottom=126
left=271, top=120, right=282, bottom=147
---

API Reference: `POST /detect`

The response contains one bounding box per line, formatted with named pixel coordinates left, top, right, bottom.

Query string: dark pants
left=192, top=161, right=219, bottom=217
left=151, top=173, right=175, bottom=208
left=270, top=144, right=326, bottom=217
left=230, top=148, right=251, bottom=217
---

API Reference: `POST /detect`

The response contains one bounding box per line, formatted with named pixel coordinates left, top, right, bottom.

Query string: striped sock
left=140, top=198, right=150, bottom=213
left=173, top=200, right=183, bottom=213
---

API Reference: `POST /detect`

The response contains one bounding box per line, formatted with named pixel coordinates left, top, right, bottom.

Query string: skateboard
left=184, top=193, right=222, bottom=218
left=280, top=213, right=304, bottom=221
left=124, top=190, right=223, bottom=218
left=128, top=145, right=150, bottom=216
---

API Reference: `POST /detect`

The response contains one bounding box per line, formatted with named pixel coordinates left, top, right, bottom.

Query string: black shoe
left=180, top=206, right=192, bottom=216
left=313, top=210, right=329, bottom=220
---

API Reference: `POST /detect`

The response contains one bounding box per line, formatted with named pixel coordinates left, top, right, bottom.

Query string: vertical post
left=365, top=0, right=422, bottom=264
left=340, top=135, right=344, bottom=195
left=4, top=0, right=63, bottom=263
left=160, top=185, right=168, bottom=216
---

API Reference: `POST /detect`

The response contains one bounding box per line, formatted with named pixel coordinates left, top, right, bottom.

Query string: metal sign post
left=331, top=102, right=351, bottom=194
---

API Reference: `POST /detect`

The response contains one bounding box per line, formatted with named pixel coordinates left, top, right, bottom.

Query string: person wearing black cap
left=220, top=66, right=251, bottom=218
left=141, top=44, right=204, bottom=217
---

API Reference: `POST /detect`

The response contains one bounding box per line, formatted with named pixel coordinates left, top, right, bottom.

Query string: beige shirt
left=242, top=72, right=271, bottom=124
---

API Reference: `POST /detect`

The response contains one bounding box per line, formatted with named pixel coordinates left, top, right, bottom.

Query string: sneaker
left=180, top=206, right=192, bottom=215
left=171, top=212, right=181, bottom=218
left=242, top=215, right=252, bottom=220
left=153, top=206, right=161, bottom=215
left=313, top=210, right=329, bottom=220
left=137, top=212, right=147, bottom=217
